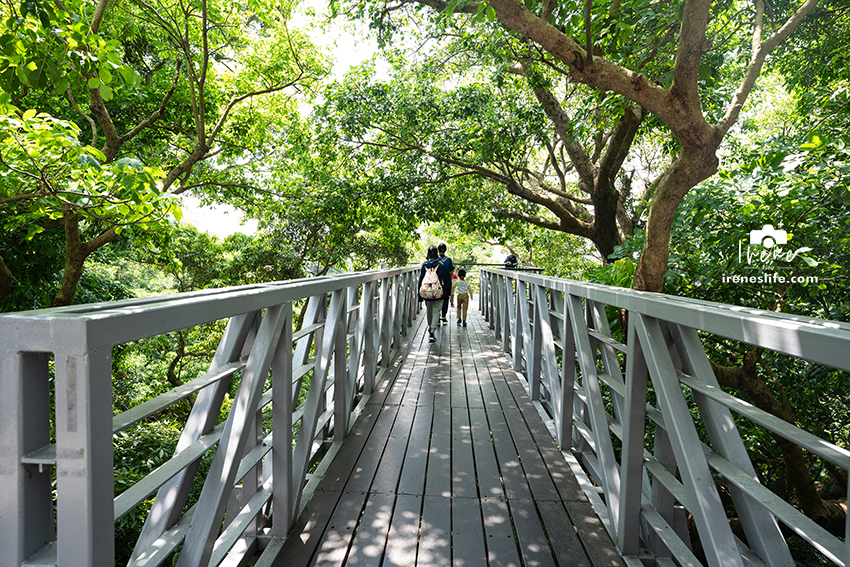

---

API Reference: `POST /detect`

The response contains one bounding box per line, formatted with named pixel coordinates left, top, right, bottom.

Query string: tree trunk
left=633, top=146, right=720, bottom=292
left=53, top=215, right=89, bottom=307
left=0, top=254, right=12, bottom=301
left=52, top=215, right=119, bottom=307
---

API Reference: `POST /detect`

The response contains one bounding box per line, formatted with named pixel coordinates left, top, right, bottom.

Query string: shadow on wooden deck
left=272, top=306, right=625, bottom=567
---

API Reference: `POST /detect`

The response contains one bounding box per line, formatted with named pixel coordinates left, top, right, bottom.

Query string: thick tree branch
left=499, top=208, right=595, bottom=239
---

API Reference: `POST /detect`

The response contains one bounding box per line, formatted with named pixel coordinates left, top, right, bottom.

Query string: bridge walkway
left=273, top=307, right=624, bottom=567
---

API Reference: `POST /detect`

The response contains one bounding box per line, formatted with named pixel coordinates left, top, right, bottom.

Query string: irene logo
left=721, top=221, right=820, bottom=286
left=733, top=222, right=818, bottom=270
left=749, top=225, right=787, bottom=249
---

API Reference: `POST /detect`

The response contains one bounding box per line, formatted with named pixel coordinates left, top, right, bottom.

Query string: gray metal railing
left=479, top=268, right=850, bottom=567
left=0, top=267, right=421, bottom=567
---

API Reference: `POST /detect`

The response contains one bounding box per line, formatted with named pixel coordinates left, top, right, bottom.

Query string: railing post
left=513, top=280, right=529, bottom=375
left=272, top=302, right=294, bottom=535
left=529, top=283, right=542, bottom=397
left=501, top=276, right=512, bottom=352
left=55, top=345, right=115, bottom=566
left=494, top=275, right=503, bottom=340
left=346, top=285, right=360, bottom=392
left=491, top=274, right=500, bottom=333
left=0, top=351, right=54, bottom=564
left=403, top=271, right=414, bottom=331
left=361, top=281, right=376, bottom=395
left=379, top=276, right=391, bottom=368
left=393, top=275, right=403, bottom=348
left=335, top=290, right=350, bottom=443
left=617, top=315, right=647, bottom=556
left=478, top=270, right=490, bottom=321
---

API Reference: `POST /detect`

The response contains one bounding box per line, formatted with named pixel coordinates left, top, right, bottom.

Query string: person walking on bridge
left=419, top=245, right=451, bottom=343
left=453, top=268, right=472, bottom=327
left=437, top=242, right=453, bottom=323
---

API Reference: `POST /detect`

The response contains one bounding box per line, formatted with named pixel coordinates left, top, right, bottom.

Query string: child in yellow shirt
left=452, top=268, right=473, bottom=327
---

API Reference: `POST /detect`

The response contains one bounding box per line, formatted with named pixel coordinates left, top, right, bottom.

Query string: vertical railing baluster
left=361, top=281, right=376, bottom=395
left=272, top=301, right=294, bottom=535
left=0, top=351, right=54, bottom=564
left=335, top=289, right=350, bottom=443
left=514, top=280, right=530, bottom=375
left=55, top=345, right=115, bottom=567
left=617, top=315, right=648, bottom=555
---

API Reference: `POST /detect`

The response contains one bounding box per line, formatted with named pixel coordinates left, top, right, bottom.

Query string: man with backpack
left=419, top=244, right=452, bottom=343
left=437, top=242, right=453, bottom=323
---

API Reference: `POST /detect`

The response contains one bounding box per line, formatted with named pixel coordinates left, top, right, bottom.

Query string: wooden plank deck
left=273, top=306, right=625, bottom=567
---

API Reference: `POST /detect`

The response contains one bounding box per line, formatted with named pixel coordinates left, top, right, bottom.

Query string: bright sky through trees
left=180, top=1, right=383, bottom=238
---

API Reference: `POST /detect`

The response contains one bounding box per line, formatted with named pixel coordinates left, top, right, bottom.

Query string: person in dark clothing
left=437, top=242, right=453, bottom=322
left=419, top=244, right=452, bottom=343
left=504, top=252, right=518, bottom=268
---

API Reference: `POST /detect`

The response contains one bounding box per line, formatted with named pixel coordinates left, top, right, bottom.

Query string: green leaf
left=118, top=66, right=134, bottom=85
left=77, top=153, right=102, bottom=170
left=37, top=7, right=51, bottom=29
left=87, top=76, right=100, bottom=89
left=115, top=157, right=144, bottom=169
left=20, top=0, right=37, bottom=17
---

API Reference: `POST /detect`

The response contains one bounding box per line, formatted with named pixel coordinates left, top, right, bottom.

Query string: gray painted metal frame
left=0, top=267, right=421, bottom=567
left=480, top=268, right=850, bottom=567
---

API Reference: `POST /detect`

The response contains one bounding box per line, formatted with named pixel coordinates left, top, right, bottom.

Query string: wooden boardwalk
left=273, top=306, right=625, bottom=567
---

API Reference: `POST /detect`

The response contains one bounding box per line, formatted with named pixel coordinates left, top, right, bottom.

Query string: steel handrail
left=0, top=266, right=421, bottom=567
left=480, top=267, right=850, bottom=567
